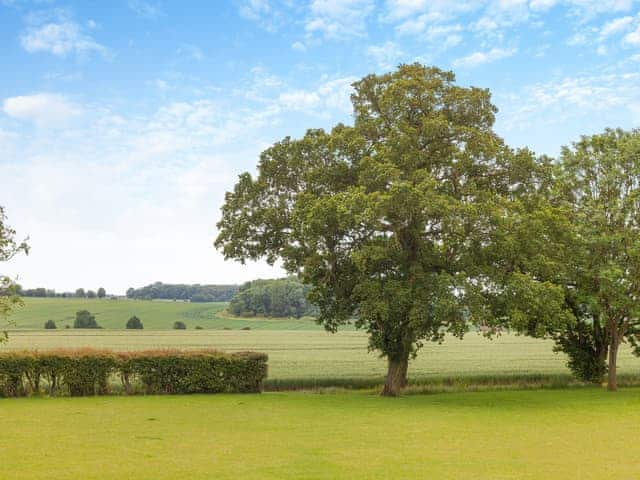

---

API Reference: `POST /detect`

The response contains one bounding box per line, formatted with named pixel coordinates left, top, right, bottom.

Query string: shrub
left=126, top=316, right=143, bottom=329
left=0, top=349, right=268, bottom=397
left=195, top=325, right=203, bottom=330
left=116, top=350, right=268, bottom=394
left=73, top=310, right=100, bottom=329
left=173, top=321, right=187, bottom=330
left=44, top=320, right=57, bottom=329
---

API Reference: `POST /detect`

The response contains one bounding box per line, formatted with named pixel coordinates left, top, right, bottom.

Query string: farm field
left=2, top=389, right=640, bottom=480
left=3, top=329, right=640, bottom=386
left=9, top=297, right=320, bottom=330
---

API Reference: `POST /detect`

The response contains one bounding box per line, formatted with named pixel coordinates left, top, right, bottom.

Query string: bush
left=195, top=325, right=203, bottom=330
left=126, top=316, right=143, bottom=329
left=73, top=310, right=100, bottom=329
left=0, top=349, right=268, bottom=397
left=173, top=321, right=186, bottom=330
left=44, top=320, right=57, bottom=329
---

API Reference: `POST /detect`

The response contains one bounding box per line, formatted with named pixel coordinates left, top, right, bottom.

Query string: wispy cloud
left=366, top=41, right=404, bottom=69
left=20, top=11, right=108, bottom=57
left=453, top=47, right=517, bottom=68
left=305, top=0, right=375, bottom=39
left=128, top=0, right=165, bottom=19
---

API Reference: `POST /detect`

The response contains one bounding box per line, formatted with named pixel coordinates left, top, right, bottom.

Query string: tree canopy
left=73, top=310, right=100, bottom=329
left=216, top=64, right=563, bottom=395
left=126, top=282, right=238, bottom=302
left=512, top=129, right=640, bottom=390
left=228, top=277, right=317, bottom=318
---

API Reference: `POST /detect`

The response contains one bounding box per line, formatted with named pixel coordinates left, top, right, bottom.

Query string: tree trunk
left=399, top=359, right=408, bottom=388
left=382, top=357, right=409, bottom=396
left=607, top=332, right=620, bottom=392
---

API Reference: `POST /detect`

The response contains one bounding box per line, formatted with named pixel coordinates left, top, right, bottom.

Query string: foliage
left=75, top=288, right=85, bottom=298
left=125, top=315, right=143, bottom=329
left=0, top=206, right=29, bottom=341
left=44, top=319, right=57, bottom=329
left=97, top=287, right=106, bottom=298
left=228, top=277, right=317, bottom=318
left=215, top=64, right=562, bottom=395
left=173, top=321, right=187, bottom=330
left=0, top=348, right=268, bottom=397
left=126, top=282, right=238, bottom=302
left=510, top=129, right=640, bottom=390
left=116, top=349, right=267, bottom=394
left=73, top=310, right=101, bottom=329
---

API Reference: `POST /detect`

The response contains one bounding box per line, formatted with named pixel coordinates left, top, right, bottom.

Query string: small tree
left=75, top=288, right=86, bottom=298
left=544, top=129, right=640, bottom=390
left=126, top=316, right=143, bottom=329
left=73, top=310, right=100, bottom=329
left=44, top=319, right=57, bottom=329
left=87, top=290, right=97, bottom=299
left=0, top=206, right=29, bottom=342
left=97, top=287, right=106, bottom=298
left=173, top=321, right=186, bottom=330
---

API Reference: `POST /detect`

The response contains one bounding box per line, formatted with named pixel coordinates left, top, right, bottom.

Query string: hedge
left=0, top=348, right=268, bottom=397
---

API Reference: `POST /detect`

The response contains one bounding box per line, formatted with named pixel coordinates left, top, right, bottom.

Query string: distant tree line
left=16, top=286, right=107, bottom=298
left=125, top=282, right=238, bottom=302
left=228, top=277, right=317, bottom=318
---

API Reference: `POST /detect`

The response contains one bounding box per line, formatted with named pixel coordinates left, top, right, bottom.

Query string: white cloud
left=3, top=93, right=82, bottom=128
left=238, top=0, right=271, bottom=20
left=278, top=90, right=321, bottom=110
left=600, top=16, right=634, bottom=38
left=499, top=71, right=640, bottom=131
left=291, top=41, right=307, bottom=52
left=566, top=31, right=588, bottom=45
left=529, top=0, right=558, bottom=11
left=453, top=47, right=517, bottom=68
left=20, top=18, right=107, bottom=57
left=237, top=0, right=284, bottom=32
left=128, top=0, right=165, bottom=19
left=305, top=0, right=375, bottom=39
left=276, top=76, right=356, bottom=115
left=624, top=24, right=640, bottom=45
left=366, top=41, right=404, bottom=69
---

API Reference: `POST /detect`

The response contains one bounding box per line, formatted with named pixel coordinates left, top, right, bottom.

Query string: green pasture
left=2, top=389, right=640, bottom=480
left=9, top=297, right=319, bottom=330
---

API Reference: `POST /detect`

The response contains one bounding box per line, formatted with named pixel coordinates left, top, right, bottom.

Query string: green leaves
left=214, top=64, right=573, bottom=376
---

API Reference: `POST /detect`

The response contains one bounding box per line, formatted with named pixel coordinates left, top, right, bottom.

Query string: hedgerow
left=0, top=348, right=267, bottom=397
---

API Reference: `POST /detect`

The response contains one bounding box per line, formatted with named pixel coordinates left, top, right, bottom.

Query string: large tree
left=0, top=206, right=29, bottom=341
left=215, top=64, right=561, bottom=395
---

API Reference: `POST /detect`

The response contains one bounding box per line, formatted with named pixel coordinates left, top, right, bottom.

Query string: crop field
left=2, top=389, right=640, bottom=480
left=5, top=298, right=640, bottom=388
left=4, top=330, right=640, bottom=388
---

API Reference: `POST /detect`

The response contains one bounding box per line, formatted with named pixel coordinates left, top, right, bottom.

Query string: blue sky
left=2, top=0, right=640, bottom=293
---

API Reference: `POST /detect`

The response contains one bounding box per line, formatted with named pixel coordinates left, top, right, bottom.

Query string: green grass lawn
left=1, top=389, right=640, bottom=480
left=10, top=297, right=320, bottom=330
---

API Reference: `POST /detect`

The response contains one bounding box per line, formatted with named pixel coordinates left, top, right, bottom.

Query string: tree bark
left=607, top=332, right=619, bottom=391
left=382, top=356, right=409, bottom=396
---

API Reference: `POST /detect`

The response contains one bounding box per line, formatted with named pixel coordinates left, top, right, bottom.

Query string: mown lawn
left=1, top=389, right=640, bottom=479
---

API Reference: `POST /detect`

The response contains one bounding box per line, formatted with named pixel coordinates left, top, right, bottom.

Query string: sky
left=1, top=0, right=640, bottom=295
